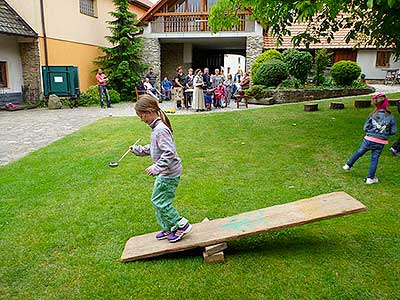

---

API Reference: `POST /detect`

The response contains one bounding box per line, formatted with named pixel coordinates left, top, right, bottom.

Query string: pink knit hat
left=371, top=93, right=389, bottom=109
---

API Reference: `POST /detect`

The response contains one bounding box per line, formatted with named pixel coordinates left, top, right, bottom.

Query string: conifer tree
left=95, top=0, right=144, bottom=100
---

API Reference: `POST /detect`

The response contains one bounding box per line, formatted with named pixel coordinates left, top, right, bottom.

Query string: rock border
left=247, top=86, right=375, bottom=105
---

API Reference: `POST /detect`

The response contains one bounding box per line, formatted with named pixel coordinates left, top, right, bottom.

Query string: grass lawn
left=1, top=94, right=399, bottom=300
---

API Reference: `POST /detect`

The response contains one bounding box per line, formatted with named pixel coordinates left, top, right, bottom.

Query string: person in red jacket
left=96, top=69, right=110, bottom=108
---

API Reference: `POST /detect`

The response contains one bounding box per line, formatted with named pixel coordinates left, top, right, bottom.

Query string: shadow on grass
left=130, top=230, right=343, bottom=263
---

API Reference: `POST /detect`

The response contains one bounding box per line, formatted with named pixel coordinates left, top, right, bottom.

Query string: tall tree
left=95, top=0, right=144, bottom=100
left=208, top=0, right=400, bottom=58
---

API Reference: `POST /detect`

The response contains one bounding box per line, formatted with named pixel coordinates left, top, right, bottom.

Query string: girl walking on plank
left=131, top=95, right=192, bottom=242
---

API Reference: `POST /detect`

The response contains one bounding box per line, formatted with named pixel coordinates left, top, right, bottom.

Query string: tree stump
left=304, top=103, right=318, bottom=111
left=354, top=100, right=371, bottom=108
left=330, top=102, right=345, bottom=109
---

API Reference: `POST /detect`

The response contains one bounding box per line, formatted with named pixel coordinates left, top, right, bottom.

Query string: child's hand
left=145, top=166, right=154, bottom=176
left=129, top=144, right=137, bottom=153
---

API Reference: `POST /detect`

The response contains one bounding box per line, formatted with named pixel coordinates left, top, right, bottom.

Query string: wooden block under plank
left=204, top=242, right=228, bottom=256
left=203, top=251, right=224, bottom=263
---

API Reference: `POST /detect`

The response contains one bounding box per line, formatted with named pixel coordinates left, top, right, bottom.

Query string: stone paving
left=0, top=100, right=264, bottom=166
left=0, top=84, right=399, bottom=167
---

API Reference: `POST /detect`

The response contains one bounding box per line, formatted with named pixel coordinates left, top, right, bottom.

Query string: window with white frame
left=80, top=0, right=97, bottom=17
left=0, top=62, right=7, bottom=88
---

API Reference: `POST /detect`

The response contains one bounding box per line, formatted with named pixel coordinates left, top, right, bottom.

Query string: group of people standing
left=137, top=66, right=250, bottom=112
left=174, top=66, right=250, bottom=112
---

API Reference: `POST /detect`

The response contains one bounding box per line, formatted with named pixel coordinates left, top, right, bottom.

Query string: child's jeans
left=162, top=89, right=171, bottom=100
left=151, top=176, right=188, bottom=232
left=347, top=138, right=384, bottom=179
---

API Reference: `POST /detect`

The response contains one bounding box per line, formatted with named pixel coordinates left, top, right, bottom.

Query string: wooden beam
left=121, top=192, right=367, bottom=262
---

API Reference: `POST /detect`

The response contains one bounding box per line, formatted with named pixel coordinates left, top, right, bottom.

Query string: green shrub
left=283, top=49, right=313, bottom=83
left=313, top=74, right=326, bottom=85
left=86, top=85, right=99, bottom=101
left=109, top=89, right=121, bottom=103
left=78, top=92, right=98, bottom=107
left=79, top=85, right=99, bottom=106
left=330, top=60, right=362, bottom=86
left=313, top=48, right=332, bottom=85
left=281, top=78, right=303, bottom=89
left=244, top=85, right=273, bottom=99
left=254, top=59, right=288, bottom=87
left=251, top=49, right=284, bottom=80
left=78, top=85, right=121, bottom=106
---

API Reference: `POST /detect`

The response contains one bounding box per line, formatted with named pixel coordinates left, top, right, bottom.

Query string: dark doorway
left=192, top=48, right=245, bottom=73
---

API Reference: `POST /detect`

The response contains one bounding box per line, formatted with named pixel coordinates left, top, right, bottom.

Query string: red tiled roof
left=263, top=23, right=377, bottom=49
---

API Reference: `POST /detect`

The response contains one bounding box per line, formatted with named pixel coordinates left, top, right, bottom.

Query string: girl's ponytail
left=159, top=109, right=173, bottom=133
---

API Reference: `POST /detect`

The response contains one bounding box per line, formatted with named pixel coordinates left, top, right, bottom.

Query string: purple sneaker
left=390, top=147, right=400, bottom=157
left=155, top=230, right=170, bottom=240
left=167, top=223, right=192, bottom=243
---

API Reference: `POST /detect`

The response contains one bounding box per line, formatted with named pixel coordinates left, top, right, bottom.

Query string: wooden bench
left=234, top=92, right=248, bottom=108
left=135, top=87, right=146, bottom=99
left=121, top=191, right=367, bottom=262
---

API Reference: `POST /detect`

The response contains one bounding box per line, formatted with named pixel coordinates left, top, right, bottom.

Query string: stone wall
left=19, top=39, right=41, bottom=103
left=140, top=38, right=161, bottom=76
left=160, top=43, right=191, bottom=80
left=246, top=36, right=263, bottom=72
left=247, top=87, right=375, bottom=105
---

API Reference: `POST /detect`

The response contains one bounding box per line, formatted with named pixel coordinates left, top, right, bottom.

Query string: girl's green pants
left=151, top=176, right=188, bottom=232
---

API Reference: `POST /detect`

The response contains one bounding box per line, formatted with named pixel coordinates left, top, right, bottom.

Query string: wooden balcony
left=151, top=12, right=254, bottom=33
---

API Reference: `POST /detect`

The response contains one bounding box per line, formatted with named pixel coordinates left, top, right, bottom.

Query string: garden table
left=383, top=68, right=399, bottom=85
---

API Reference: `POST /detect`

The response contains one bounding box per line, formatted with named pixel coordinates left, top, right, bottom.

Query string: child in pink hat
left=343, top=93, right=397, bottom=184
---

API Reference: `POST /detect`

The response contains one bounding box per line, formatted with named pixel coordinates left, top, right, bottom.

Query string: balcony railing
left=151, top=12, right=254, bottom=33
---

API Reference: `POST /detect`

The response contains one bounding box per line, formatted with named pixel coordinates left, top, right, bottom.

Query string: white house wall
left=357, top=50, right=400, bottom=80
left=0, top=35, right=23, bottom=93
left=224, top=54, right=246, bottom=76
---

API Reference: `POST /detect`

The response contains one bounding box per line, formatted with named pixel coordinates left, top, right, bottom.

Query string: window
left=0, top=62, right=7, bottom=88
left=376, top=51, right=391, bottom=67
left=333, top=50, right=357, bottom=63
left=80, top=0, right=97, bottom=17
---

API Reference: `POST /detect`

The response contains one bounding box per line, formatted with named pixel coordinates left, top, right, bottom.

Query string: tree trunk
left=354, top=100, right=371, bottom=108
left=330, top=102, right=345, bottom=109
left=304, top=103, right=318, bottom=111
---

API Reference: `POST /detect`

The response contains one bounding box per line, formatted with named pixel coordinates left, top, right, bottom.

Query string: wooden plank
left=121, top=192, right=367, bottom=262
left=201, top=217, right=228, bottom=262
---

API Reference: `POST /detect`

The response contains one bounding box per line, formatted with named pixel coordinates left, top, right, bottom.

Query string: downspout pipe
left=39, top=0, right=49, bottom=67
